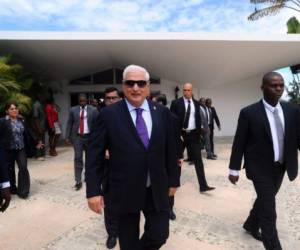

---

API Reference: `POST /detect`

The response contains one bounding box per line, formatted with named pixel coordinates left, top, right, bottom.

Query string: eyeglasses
left=269, top=84, right=284, bottom=88
left=105, top=96, right=119, bottom=100
left=124, top=80, right=148, bottom=88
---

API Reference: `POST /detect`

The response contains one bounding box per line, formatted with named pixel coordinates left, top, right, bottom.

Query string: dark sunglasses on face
left=124, top=80, right=148, bottom=88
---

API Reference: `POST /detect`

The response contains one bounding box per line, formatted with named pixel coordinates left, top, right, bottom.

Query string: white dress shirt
left=0, top=181, right=10, bottom=189
left=229, top=99, right=285, bottom=177
left=125, top=99, right=152, bottom=186
left=183, top=97, right=196, bottom=130
left=78, top=106, right=90, bottom=134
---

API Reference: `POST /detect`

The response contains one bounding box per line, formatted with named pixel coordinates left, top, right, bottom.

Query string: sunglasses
left=124, top=80, right=148, bottom=88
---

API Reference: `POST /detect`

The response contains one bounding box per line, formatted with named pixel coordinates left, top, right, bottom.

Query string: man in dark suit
left=0, top=118, right=11, bottom=212
left=205, top=98, right=220, bottom=158
left=103, top=87, right=121, bottom=249
left=228, top=72, right=300, bottom=250
left=65, top=94, right=97, bottom=190
left=86, top=65, right=180, bottom=250
left=199, top=97, right=215, bottom=160
left=170, top=83, right=215, bottom=193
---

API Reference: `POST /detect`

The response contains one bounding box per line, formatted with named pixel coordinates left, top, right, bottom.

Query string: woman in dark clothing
left=2, top=101, right=31, bottom=199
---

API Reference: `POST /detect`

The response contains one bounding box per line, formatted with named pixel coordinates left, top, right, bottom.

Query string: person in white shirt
left=228, top=72, right=300, bottom=250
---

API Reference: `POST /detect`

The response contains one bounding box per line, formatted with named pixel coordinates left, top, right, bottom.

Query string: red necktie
left=80, top=109, right=84, bottom=135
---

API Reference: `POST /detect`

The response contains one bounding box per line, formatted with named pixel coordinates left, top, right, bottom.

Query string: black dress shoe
left=18, top=193, right=29, bottom=199
left=106, top=235, right=117, bottom=249
left=243, top=224, right=262, bottom=241
left=200, top=186, right=216, bottom=193
left=213, top=154, right=217, bottom=158
left=169, top=210, right=176, bottom=220
left=74, top=182, right=82, bottom=191
left=207, top=156, right=217, bottom=160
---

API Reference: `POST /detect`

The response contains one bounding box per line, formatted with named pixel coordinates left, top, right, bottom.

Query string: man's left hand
left=0, top=187, right=11, bottom=212
left=178, top=159, right=183, bottom=167
left=169, top=187, right=177, bottom=196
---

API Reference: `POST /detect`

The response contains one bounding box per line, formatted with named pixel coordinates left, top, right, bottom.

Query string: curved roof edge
left=0, top=31, right=300, bottom=42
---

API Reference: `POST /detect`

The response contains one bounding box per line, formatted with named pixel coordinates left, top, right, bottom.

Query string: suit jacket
left=229, top=100, right=300, bottom=181
left=85, top=99, right=180, bottom=214
left=199, top=104, right=209, bottom=131
left=207, top=106, right=220, bottom=129
left=65, top=105, right=97, bottom=142
left=0, top=116, right=35, bottom=155
left=0, top=119, right=9, bottom=185
left=170, top=97, right=202, bottom=138
left=171, top=113, right=184, bottom=159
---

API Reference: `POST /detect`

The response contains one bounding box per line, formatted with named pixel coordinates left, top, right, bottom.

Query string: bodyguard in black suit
left=205, top=98, right=220, bottom=157
left=86, top=65, right=180, bottom=250
left=170, top=83, right=215, bottom=193
left=0, top=119, right=11, bottom=212
left=229, top=72, right=300, bottom=250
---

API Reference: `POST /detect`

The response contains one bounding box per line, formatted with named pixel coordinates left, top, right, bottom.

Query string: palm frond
left=248, top=3, right=285, bottom=20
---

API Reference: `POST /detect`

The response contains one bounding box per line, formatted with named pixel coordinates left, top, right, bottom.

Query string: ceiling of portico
left=0, top=32, right=299, bottom=88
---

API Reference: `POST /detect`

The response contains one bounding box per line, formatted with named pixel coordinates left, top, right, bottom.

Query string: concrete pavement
left=0, top=138, right=299, bottom=250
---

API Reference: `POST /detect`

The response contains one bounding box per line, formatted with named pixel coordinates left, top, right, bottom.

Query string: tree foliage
left=287, top=16, right=300, bottom=32
left=0, top=55, right=35, bottom=115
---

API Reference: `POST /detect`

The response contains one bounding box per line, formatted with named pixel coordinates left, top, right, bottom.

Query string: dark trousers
left=6, top=148, right=30, bottom=196
left=244, top=164, right=285, bottom=250
left=208, top=124, right=215, bottom=154
left=182, top=142, right=192, bottom=161
left=183, top=131, right=208, bottom=190
left=35, top=132, right=45, bottom=158
left=48, top=129, right=60, bottom=152
left=169, top=196, right=174, bottom=211
left=118, top=188, right=169, bottom=250
left=73, top=135, right=89, bottom=183
left=104, top=194, right=119, bottom=238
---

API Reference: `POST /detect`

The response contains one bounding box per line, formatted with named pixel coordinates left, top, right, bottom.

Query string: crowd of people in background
left=1, top=65, right=298, bottom=250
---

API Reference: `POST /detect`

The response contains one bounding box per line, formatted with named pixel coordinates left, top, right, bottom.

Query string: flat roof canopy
left=0, top=32, right=299, bottom=87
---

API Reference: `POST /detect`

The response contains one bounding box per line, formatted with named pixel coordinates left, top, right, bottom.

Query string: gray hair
left=122, top=65, right=150, bottom=81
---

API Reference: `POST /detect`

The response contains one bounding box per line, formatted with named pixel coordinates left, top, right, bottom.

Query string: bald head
left=183, top=82, right=193, bottom=99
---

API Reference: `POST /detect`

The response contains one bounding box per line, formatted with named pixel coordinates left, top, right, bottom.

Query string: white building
left=1, top=32, right=299, bottom=136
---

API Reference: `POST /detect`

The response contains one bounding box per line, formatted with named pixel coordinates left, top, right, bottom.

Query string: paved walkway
left=1, top=138, right=300, bottom=250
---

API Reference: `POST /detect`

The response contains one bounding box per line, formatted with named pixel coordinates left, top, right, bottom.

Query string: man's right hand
left=87, top=196, right=104, bottom=214
left=228, top=175, right=239, bottom=185
left=0, top=187, right=11, bottom=212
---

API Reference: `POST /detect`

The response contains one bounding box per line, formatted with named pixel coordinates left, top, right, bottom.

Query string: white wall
left=199, top=76, right=262, bottom=136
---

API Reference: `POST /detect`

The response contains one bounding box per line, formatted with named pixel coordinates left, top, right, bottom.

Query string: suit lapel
left=120, top=100, right=146, bottom=150
left=280, top=102, right=290, bottom=149
left=259, top=100, right=272, bottom=141
left=148, top=100, right=158, bottom=150
left=180, top=97, right=186, bottom=116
